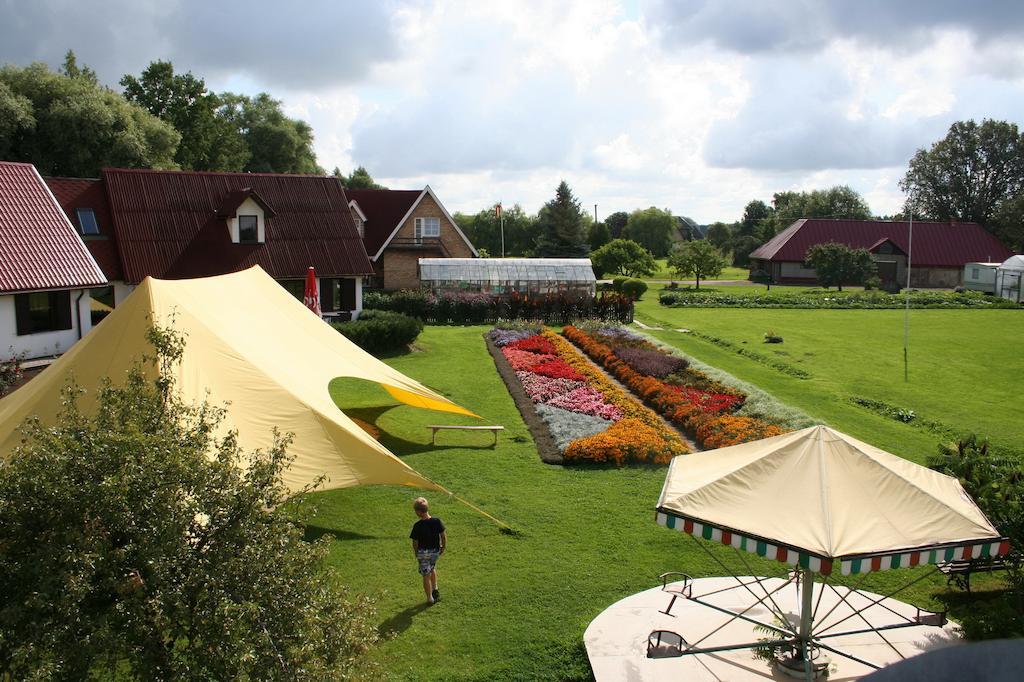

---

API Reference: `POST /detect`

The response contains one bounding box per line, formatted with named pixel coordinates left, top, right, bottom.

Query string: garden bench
left=938, top=557, right=1008, bottom=593
left=427, top=424, right=504, bottom=446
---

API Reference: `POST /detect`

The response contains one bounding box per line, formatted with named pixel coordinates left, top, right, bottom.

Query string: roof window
left=75, top=208, right=100, bottom=236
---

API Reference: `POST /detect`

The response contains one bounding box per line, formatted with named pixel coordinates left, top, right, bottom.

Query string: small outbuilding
left=996, top=255, right=1024, bottom=303
left=962, top=262, right=1001, bottom=294
left=418, top=258, right=596, bottom=296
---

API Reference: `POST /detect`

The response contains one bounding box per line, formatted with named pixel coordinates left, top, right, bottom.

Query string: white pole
left=500, top=201, right=505, bottom=259
left=904, top=205, right=913, bottom=383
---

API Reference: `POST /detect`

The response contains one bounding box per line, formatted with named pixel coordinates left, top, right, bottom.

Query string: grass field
left=634, top=291, right=1024, bottom=460
left=310, top=324, right=1013, bottom=680
left=648, top=259, right=749, bottom=281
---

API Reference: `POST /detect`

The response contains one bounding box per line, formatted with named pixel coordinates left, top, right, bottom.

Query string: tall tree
left=588, top=221, right=611, bottom=251
left=901, top=119, right=1024, bottom=227
left=604, top=211, right=629, bottom=239
left=455, top=203, right=538, bottom=256
left=739, top=199, right=773, bottom=238
left=536, top=181, right=588, bottom=257
left=217, top=93, right=322, bottom=175
left=667, top=240, right=728, bottom=289
left=335, top=165, right=386, bottom=189
left=0, top=61, right=179, bottom=177
left=59, top=49, right=97, bottom=84
left=623, top=207, right=675, bottom=257
left=121, top=60, right=249, bottom=171
left=767, top=186, right=871, bottom=233
left=590, top=238, right=656, bottom=278
left=704, top=222, right=734, bottom=251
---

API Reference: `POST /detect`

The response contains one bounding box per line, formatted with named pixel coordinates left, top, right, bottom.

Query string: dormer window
left=239, top=215, right=259, bottom=244
left=75, top=208, right=100, bottom=236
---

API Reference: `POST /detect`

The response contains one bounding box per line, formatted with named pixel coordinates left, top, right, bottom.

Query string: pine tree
left=536, top=181, right=588, bottom=257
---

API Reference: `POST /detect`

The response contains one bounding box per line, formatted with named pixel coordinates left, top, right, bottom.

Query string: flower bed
left=563, top=325, right=786, bottom=449
left=488, top=327, right=687, bottom=465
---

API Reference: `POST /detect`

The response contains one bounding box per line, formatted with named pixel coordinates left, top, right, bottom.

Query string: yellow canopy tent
left=0, top=266, right=477, bottom=494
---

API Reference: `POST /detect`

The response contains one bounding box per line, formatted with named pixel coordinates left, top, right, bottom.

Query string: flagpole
left=499, top=201, right=505, bottom=258
left=903, top=202, right=913, bottom=383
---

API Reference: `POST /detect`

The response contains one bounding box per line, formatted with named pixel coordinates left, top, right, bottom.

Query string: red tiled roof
left=0, top=162, right=106, bottom=294
left=346, top=189, right=423, bottom=256
left=100, top=168, right=374, bottom=283
left=45, top=176, right=124, bottom=281
left=750, top=219, right=1013, bottom=268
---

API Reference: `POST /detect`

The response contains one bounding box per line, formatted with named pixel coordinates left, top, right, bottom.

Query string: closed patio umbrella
left=303, top=266, right=321, bottom=316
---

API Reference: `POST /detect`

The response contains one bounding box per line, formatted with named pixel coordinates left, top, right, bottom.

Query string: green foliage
left=332, top=310, right=424, bottom=354
left=991, top=193, right=1024, bottom=252
left=588, top=221, right=611, bottom=251
left=902, top=119, right=1024, bottom=226
left=704, top=222, right=733, bottom=250
left=658, top=287, right=1017, bottom=309
left=740, top=199, right=773, bottom=238
left=770, top=185, right=872, bottom=230
left=217, top=92, right=322, bottom=174
left=623, top=207, right=676, bottom=257
left=590, top=239, right=657, bottom=278
left=804, top=242, right=876, bottom=291
left=0, top=349, right=24, bottom=397
left=0, top=61, right=179, bottom=176
left=0, top=324, right=378, bottom=680
left=454, top=203, right=539, bottom=257
left=335, top=165, right=386, bottom=189
left=604, top=211, right=629, bottom=238
left=667, top=240, right=728, bottom=289
left=620, top=279, right=648, bottom=300
left=536, top=181, right=588, bottom=258
left=121, top=60, right=249, bottom=171
left=610, top=275, right=629, bottom=291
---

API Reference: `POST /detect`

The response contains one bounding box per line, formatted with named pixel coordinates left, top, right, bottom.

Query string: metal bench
left=426, top=425, right=504, bottom=446
left=938, top=557, right=1008, bottom=593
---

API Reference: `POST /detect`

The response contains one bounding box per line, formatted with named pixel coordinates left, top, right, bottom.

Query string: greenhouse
left=419, top=258, right=597, bottom=296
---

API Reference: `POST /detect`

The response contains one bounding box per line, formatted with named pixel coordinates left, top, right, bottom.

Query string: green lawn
left=634, top=296, right=1024, bottom=460
left=648, top=259, right=749, bottom=281
left=306, top=325, right=1007, bottom=680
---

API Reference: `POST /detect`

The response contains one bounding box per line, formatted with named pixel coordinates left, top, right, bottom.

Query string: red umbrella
left=303, top=266, right=321, bottom=316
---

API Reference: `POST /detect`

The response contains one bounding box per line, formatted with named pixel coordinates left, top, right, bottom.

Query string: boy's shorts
left=416, top=549, right=441, bottom=575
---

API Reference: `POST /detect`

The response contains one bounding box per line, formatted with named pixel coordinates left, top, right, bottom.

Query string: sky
left=3, top=0, right=1024, bottom=224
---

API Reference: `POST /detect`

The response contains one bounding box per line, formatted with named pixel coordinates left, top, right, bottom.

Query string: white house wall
left=0, top=290, right=92, bottom=361
left=226, top=197, right=267, bottom=243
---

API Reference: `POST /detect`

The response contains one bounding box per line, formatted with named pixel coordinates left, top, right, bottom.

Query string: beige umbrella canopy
left=0, top=266, right=477, bottom=495
left=657, top=425, right=1008, bottom=576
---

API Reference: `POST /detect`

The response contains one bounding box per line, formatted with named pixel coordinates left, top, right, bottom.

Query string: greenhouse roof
left=419, top=258, right=596, bottom=282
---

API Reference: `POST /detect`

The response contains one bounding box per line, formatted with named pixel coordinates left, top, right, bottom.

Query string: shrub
left=613, top=346, right=688, bottom=378
left=611, top=276, right=629, bottom=291
left=621, top=278, right=648, bottom=300
left=763, top=331, right=783, bottom=343
left=0, top=349, right=24, bottom=397
left=363, top=289, right=431, bottom=318
left=332, top=310, right=423, bottom=354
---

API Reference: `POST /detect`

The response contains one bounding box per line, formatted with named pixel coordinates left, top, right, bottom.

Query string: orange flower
left=565, top=418, right=678, bottom=466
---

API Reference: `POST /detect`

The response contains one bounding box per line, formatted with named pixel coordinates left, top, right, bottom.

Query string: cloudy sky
left=3, top=0, right=1024, bottom=223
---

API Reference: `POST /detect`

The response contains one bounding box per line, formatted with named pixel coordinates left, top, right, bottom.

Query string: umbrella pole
left=799, top=569, right=815, bottom=680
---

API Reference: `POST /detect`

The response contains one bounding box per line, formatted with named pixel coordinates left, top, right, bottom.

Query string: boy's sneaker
left=432, top=589, right=440, bottom=602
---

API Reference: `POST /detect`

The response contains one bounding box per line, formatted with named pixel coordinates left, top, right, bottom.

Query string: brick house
left=347, top=186, right=477, bottom=291
left=0, top=162, right=107, bottom=360
left=46, top=168, right=374, bottom=321
left=750, top=219, right=1013, bottom=289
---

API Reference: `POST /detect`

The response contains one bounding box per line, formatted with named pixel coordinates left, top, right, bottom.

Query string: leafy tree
left=536, top=181, right=588, bottom=257
left=0, top=61, right=179, bottom=177
left=901, top=119, right=1024, bottom=228
left=455, top=203, right=538, bottom=256
left=121, top=60, right=249, bottom=171
left=218, top=92, right=322, bottom=175
left=604, top=211, right=629, bottom=239
left=335, top=165, right=386, bottom=189
left=0, top=325, right=378, bottom=679
left=590, top=238, right=657, bottom=278
left=804, top=242, right=875, bottom=291
left=740, top=199, right=773, bottom=238
left=992, top=194, right=1024, bottom=252
left=667, top=240, right=728, bottom=289
left=588, top=221, right=611, bottom=251
left=705, top=222, right=733, bottom=251
left=766, top=186, right=871, bottom=236
left=731, top=234, right=764, bottom=268
left=623, top=207, right=675, bottom=257
left=59, top=49, right=97, bottom=84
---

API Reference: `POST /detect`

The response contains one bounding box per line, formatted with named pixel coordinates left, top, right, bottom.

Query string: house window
left=353, top=214, right=365, bottom=238
left=75, top=208, right=100, bottom=236
left=239, top=215, right=259, bottom=244
left=971, top=267, right=980, bottom=279
left=414, top=217, right=440, bottom=241
left=90, top=286, right=114, bottom=326
left=15, top=290, right=72, bottom=335
left=278, top=279, right=305, bottom=301
left=320, top=278, right=357, bottom=312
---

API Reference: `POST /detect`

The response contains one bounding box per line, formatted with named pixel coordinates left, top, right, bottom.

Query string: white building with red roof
left=0, top=161, right=107, bottom=360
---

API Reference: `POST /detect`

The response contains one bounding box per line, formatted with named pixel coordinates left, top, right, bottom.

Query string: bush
left=0, top=349, right=24, bottom=397
left=332, top=310, right=423, bottom=354
left=363, top=289, right=431, bottom=318
left=620, top=279, right=648, bottom=300
left=361, top=290, right=634, bottom=325
left=659, top=288, right=1020, bottom=309
left=611, top=276, right=629, bottom=291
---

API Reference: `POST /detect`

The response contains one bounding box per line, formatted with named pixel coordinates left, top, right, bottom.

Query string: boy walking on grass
left=410, top=497, right=446, bottom=604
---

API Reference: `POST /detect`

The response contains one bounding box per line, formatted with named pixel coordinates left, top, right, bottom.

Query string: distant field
left=634, top=295, right=1024, bottom=460
left=647, top=259, right=749, bottom=281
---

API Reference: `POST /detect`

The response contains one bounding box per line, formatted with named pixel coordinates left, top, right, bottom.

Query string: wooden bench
left=938, top=557, right=1008, bottom=593
left=427, top=425, right=504, bottom=446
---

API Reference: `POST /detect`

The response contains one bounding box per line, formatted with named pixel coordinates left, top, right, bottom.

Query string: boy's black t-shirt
left=410, top=517, right=445, bottom=550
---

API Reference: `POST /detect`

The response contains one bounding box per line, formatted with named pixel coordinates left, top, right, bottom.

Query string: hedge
left=364, top=290, right=634, bottom=324
left=659, top=288, right=1021, bottom=309
left=331, top=310, right=423, bottom=354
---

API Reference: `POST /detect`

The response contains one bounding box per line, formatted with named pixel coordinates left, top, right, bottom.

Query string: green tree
left=623, top=207, right=675, bottom=257
left=740, top=199, right=773, bottom=238
left=0, top=325, right=378, bottom=679
left=121, top=60, right=249, bottom=171
left=590, top=238, right=657, bottom=278
left=455, top=204, right=538, bottom=256
left=992, top=194, right=1024, bottom=252
left=804, top=242, right=876, bottom=291
left=218, top=92, right=322, bottom=174
left=588, top=221, right=611, bottom=251
left=667, top=240, right=728, bottom=289
left=0, top=61, right=179, bottom=177
left=769, top=186, right=872, bottom=233
left=536, top=181, right=588, bottom=257
left=335, top=165, right=386, bottom=189
left=901, top=119, right=1024, bottom=228
left=704, top=222, right=734, bottom=251
left=604, top=211, right=629, bottom=238
left=59, top=49, right=97, bottom=84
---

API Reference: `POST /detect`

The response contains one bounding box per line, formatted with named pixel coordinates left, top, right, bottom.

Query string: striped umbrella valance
left=656, top=510, right=1009, bottom=576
